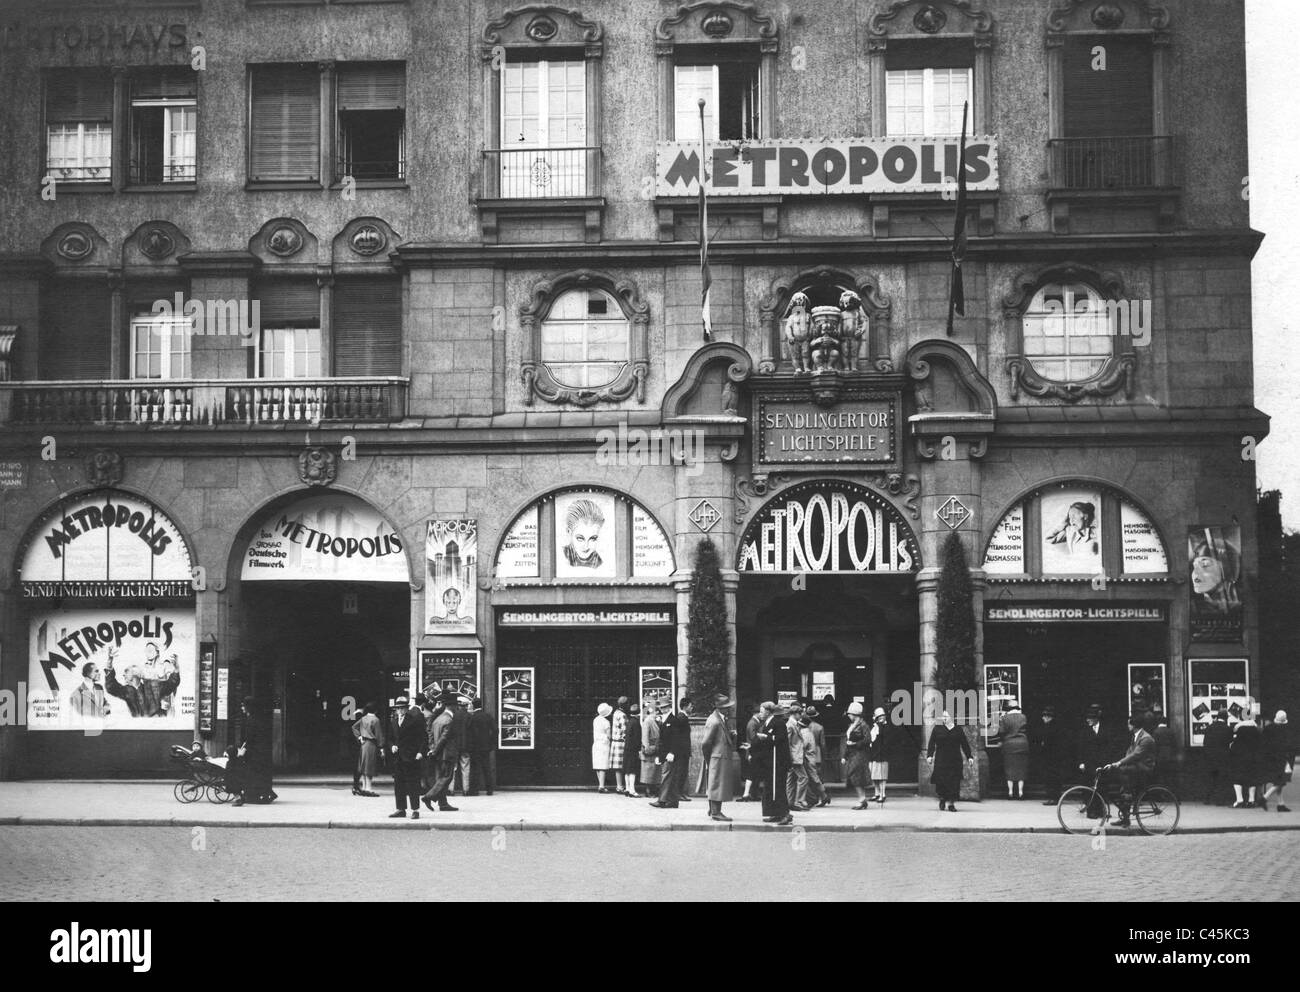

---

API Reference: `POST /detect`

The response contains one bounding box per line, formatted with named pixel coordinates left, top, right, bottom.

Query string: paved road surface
left=1, top=827, right=1295, bottom=901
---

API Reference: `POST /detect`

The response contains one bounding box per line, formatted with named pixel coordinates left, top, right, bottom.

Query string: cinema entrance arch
left=734, top=479, right=923, bottom=779
left=232, top=491, right=411, bottom=772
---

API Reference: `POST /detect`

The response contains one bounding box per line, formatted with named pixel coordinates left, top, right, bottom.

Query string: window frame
left=127, top=68, right=199, bottom=187
left=885, top=65, right=973, bottom=138
left=333, top=60, right=408, bottom=187
left=129, top=313, right=193, bottom=381
left=259, top=325, right=323, bottom=380
left=538, top=287, right=632, bottom=390
left=1020, top=282, right=1117, bottom=385
left=43, top=69, right=115, bottom=187
left=247, top=61, right=325, bottom=189
left=497, top=55, right=589, bottom=199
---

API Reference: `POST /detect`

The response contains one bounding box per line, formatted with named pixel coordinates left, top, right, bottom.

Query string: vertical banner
left=499, top=667, right=534, bottom=749
left=425, top=519, right=477, bottom=634
left=1188, top=525, right=1243, bottom=642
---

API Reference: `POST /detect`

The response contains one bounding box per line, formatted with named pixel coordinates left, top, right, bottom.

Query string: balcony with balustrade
left=476, top=146, right=605, bottom=243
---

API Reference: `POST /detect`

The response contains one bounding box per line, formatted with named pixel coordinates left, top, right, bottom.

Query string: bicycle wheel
left=1136, top=786, right=1180, bottom=835
left=206, top=782, right=236, bottom=804
left=1057, top=786, right=1107, bottom=835
left=174, top=780, right=202, bottom=804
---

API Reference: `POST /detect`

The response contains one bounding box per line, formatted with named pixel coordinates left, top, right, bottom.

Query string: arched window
left=540, top=287, right=630, bottom=389
left=1020, top=282, right=1113, bottom=383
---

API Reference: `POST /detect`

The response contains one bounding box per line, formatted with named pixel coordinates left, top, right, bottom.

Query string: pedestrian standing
left=868, top=707, right=891, bottom=804
left=784, top=702, right=810, bottom=811
left=806, top=706, right=829, bottom=806
left=801, top=710, right=829, bottom=807
left=466, top=697, right=497, bottom=796
left=622, top=701, right=642, bottom=796
left=699, top=693, right=738, bottom=821
left=740, top=701, right=763, bottom=801
left=421, top=691, right=460, bottom=812
left=640, top=700, right=664, bottom=797
left=1261, top=710, right=1293, bottom=812
left=592, top=701, right=614, bottom=792
left=350, top=701, right=382, bottom=797
left=1034, top=707, right=1066, bottom=806
left=841, top=702, right=871, bottom=809
left=385, top=696, right=426, bottom=819
left=452, top=695, right=472, bottom=796
left=1075, top=703, right=1109, bottom=785
left=1150, top=712, right=1181, bottom=791
left=1230, top=711, right=1261, bottom=809
left=926, top=709, right=974, bottom=812
left=611, top=695, right=629, bottom=795
left=1201, top=709, right=1233, bottom=804
left=651, top=697, right=693, bottom=808
left=752, top=702, right=792, bottom=825
left=419, top=695, right=441, bottom=792
left=999, top=699, right=1029, bottom=800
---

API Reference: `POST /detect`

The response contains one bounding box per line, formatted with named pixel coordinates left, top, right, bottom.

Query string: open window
left=672, top=49, right=759, bottom=142
left=129, top=68, right=197, bottom=185
left=336, top=62, right=406, bottom=183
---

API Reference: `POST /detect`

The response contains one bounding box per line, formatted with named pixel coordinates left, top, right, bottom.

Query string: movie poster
left=1188, top=525, right=1243, bottom=643
left=1040, top=488, right=1103, bottom=575
left=27, top=608, right=196, bottom=731
left=425, top=519, right=477, bottom=634
left=554, top=491, right=617, bottom=579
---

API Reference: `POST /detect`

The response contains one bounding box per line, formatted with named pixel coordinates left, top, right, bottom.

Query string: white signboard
left=1121, top=502, right=1167, bottom=574
left=20, top=492, right=193, bottom=598
left=241, top=494, right=407, bottom=582
left=425, top=519, right=477, bottom=634
left=632, top=505, right=674, bottom=577
left=496, top=505, right=539, bottom=578
left=982, top=503, right=1025, bottom=575
left=27, top=607, right=195, bottom=731
left=554, top=491, right=617, bottom=579
left=216, top=668, right=228, bottom=721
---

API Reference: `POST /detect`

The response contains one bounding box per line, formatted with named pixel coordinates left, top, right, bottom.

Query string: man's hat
left=714, top=693, right=732, bottom=708
left=1085, top=703, right=1102, bottom=719
left=805, top=706, right=819, bottom=718
left=456, top=695, right=470, bottom=705
left=394, top=695, right=409, bottom=707
left=438, top=690, right=456, bottom=705
left=1041, top=705, right=1056, bottom=717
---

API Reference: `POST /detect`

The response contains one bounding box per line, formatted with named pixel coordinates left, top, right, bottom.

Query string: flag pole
left=698, top=97, right=712, bottom=343
left=945, top=100, right=970, bottom=338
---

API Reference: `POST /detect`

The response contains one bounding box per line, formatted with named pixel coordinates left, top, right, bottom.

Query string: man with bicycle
left=1099, top=711, right=1157, bottom=828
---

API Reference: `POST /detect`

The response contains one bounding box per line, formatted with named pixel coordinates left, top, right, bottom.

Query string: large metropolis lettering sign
left=737, top=480, right=920, bottom=574
left=241, top=494, right=407, bottom=583
left=656, top=137, right=998, bottom=197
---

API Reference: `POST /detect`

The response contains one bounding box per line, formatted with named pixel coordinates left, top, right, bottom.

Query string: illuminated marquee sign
left=656, top=137, right=998, bottom=197
left=737, top=480, right=920, bottom=574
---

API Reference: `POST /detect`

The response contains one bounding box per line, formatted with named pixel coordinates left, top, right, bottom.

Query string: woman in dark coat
left=841, top=702, right=871, bottom=810
left=927, top=710, right=974, bottom=812
left=1261, top=710, right=1292, bottom=812
left=998, top=700, right=1029, bottom=800
left=621, top=701, right=643, bottom=796
left=1229, top=714, right=1261, bottom=808
left=227, top=697, right=276, bottom=806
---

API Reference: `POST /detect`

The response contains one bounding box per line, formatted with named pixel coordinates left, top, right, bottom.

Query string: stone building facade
left=0, top=0, right=1269, bottom=792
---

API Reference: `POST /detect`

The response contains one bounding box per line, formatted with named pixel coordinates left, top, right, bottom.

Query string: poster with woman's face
left=1188, top=525, right=1243, bottom=642
left=1041, top=489, right=1102, bottom=574
left=554, top=491, right=617, bottom=578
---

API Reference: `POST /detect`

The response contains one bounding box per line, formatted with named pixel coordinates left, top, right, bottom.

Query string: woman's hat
left=873, top=707, right=886, bottom=718
left=1275, top=710, right=1288, bottom=725
left=1006, top=698, right=1020, bottom=709
left=847, top=701, right=864, bottom=716
left=597, top=702, right=613, bottom=717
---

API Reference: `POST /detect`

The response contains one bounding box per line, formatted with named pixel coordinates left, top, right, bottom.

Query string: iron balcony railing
left=1048, top=135, right=1177, bottom=190
left=128, top=157, right=197, bottom=184
left=2, top=377, right=408, bottom=427
left=336, top=157, right=406, bottom=182
left=481, top=145, right=600, bottom=199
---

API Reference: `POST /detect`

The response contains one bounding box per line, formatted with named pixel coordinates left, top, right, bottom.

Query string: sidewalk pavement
left=1, top=781, right=1296, bottom=833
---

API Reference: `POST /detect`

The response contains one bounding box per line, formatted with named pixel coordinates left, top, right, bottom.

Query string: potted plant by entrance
left=930, top=531, right=986, bottom=801
left=685, top=537, right=731, bottom=792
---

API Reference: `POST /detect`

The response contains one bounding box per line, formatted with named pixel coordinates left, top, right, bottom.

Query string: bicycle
left=1057, top=768, right=1180, bottom=836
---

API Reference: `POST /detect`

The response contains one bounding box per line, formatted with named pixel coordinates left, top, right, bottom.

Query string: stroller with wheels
left=169, top=742, right=235, bottom=804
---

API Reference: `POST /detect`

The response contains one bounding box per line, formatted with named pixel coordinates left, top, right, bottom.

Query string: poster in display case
left=1128, top=664, right=1166, bottom=721
left=499, top=667, right=535, bottom=749
left=983, top=664, right=1021, bottom=744
left=1187, top=658, right=1250, bottom=747
left=418, top=650, right=480, bottom=701
left=639, top=666, right=676, bottom=714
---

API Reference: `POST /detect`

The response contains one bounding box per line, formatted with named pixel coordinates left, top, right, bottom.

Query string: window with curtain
left=129, top=67, right=198, bottom=184
left=249, top=63, right=321, bottom=183
left=45, top=70, right=114, bottom=183
left=540, top=288, right=630, bottom=389
left=337, top=61, right=406, bottom=181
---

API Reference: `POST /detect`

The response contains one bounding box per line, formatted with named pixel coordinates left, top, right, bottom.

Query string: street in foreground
left=1, top=827, right=1295, bottom=902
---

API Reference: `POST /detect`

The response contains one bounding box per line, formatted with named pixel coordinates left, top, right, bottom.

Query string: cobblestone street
left=2, top=826, right=1295, bottom=902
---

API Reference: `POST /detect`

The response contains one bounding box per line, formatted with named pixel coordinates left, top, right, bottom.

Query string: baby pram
left=169, top=742, right=235, bottom=804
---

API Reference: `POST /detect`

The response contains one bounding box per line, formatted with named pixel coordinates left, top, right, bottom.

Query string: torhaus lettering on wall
left=1, top=22, right=188, bottom=54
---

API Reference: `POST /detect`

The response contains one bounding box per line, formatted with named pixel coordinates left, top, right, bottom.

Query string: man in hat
left=698, top=693, right=738, bottom=822
left=466, top=697, right=497, bottom=796
left=1202, top=709, right=1234, bottom=804
left=386, top=696, right=427, bottom=819
left=1101, top=711, right=1157, bottom=828
left=752, top=701, right=793, bottom=824
left=1075, top=703, right=1110, bottom=785
left=739, top=701, right=764, bottom=801
left=801, top=708, right=830, bottom=807
left=1030, top=705, right=1068, bottom=804
left=422, top=691, right=460, bottom=812
left=651, top=697, right=693, bottom=808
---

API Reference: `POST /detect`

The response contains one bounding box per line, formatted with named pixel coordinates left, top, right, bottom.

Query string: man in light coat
left=802, top=709, right=829, bottom=807
left=785, top=702, right=810, bottom=811
left=421, top=691, right=460, bottom=812
left=698, top=693, right=738, bottom=822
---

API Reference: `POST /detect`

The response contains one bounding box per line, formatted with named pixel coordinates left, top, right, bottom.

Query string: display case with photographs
left=1186, top=658, right=1250, bottom=747
left=983, top=664, right=1021, bottom=744
left=499, top=667, right=535, bottom=750
left=639, top=666, right=676, bottom=715
left=1128, top=663, right=1166, bottom=721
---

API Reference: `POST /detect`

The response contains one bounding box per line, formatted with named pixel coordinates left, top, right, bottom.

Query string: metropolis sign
left=737, top=480, right=920, bottom=574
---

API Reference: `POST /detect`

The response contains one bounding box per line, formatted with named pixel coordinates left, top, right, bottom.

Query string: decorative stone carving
left=57, top=231, right=93, bottom=261
left=85, top=448, right=124, bottom=487
left=482, top=5, right=605, bottom=59
left=1091, top=2, right=1125, bottom=28
left=914, top=4, right=948, bottom=32
left=702, top=10, right=734, bottom=37
left=140, top=227, right=175, bottom=260
left=298, top=447, right=338, bottom=487
left=734, top=473, right=789, bottom=525
left=870, top=471, right=922, bottom=520
left=689, top=499, right=722, bottom=532
left=783, top=293, right=811, bottom=373
left=1047, top=0, right=1168, bottom=34
left=656, top=1, right=779, bottom=55
left=350, top=224, right=387, bottom=256
left=267, top=225, right=304, bottom=258
left=761, top=268, right=892, bottom=375
left=525, top=13, right=558, bottom=40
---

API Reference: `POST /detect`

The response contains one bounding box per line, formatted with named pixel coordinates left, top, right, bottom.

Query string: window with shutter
left=332, top=278, right=402, bottom=377
left=45, top=70, right=114, bottom=183
left=1063, top=36, right=1153, bottom=138
left=41, top=280, right=111, bottom=380
left=250, top=64, right=321, bottom=183
left=336, top=62, right=406, bottom=181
